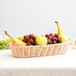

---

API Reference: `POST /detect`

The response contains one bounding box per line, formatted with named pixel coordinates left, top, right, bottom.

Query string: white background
left=0, top=0, right=76, bottom=40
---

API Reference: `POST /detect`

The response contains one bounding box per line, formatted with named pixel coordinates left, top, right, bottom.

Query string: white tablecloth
left=0, top=46, right=76, bottom=76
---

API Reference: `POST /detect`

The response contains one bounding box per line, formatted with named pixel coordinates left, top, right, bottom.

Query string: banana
left=5, top=31, right=26, bottom=46
left=55, top=21, right=69, bottom=42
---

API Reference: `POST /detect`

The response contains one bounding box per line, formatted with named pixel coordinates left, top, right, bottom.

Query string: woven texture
left=9, top=42, right=70, bottom=58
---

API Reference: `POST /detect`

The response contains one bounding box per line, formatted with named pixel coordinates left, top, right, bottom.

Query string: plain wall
left=0, top=0, right=76, bottom=40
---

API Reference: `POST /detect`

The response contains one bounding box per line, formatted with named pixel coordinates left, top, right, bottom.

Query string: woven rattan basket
left=9, top=42, right=70, bottom=58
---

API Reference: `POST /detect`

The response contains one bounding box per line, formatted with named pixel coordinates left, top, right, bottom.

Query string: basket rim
left=9, top=41, right=70, bottom=48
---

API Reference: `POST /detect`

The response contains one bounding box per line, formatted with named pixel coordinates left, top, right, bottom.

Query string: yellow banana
left=5, top=31, right=26, bottom=46
left=55, top=21, right=69, bottom=42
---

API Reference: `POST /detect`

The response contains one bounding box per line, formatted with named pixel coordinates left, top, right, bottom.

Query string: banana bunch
left=55, top=21, right=69, bottom=42
left=5, top=31, right=26, bottom=46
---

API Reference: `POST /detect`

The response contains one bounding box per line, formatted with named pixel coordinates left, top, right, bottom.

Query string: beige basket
left=9, top=42, right=70, bottom=58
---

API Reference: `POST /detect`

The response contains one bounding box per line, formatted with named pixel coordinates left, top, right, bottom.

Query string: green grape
left=0, top=41, right=3, bottom=45
left=0, top=46, right=3, bottom=49
left=6, top=39, right=12, bottom=44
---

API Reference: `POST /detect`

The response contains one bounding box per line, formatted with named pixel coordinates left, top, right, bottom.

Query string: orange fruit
left=12, top=43, right=15, bottom=45
left=17, top=37, right=24, bottom=41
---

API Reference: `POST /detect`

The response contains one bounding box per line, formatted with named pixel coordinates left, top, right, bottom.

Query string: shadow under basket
left=9, top=42, right=70, bottom=58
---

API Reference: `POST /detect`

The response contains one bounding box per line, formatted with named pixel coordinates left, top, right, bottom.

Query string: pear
left=35, top=35, right=47, bottom=45
left=5, top=31, right=26, bottom=46
left=55, top=21, right=69, bottom=42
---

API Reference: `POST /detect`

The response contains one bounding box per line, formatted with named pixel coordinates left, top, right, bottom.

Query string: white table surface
left=0, top=45, right=76, bottom=76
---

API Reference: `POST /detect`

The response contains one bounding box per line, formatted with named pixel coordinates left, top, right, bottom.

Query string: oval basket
left=9, top=42, right=70, bottom=58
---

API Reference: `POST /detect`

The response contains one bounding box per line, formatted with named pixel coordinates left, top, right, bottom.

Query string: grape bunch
left=0, top=39, right=12, bottom=49
left=45, top=33, right=62, bottom=44
left=23, top=34, right=36, bottom=46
